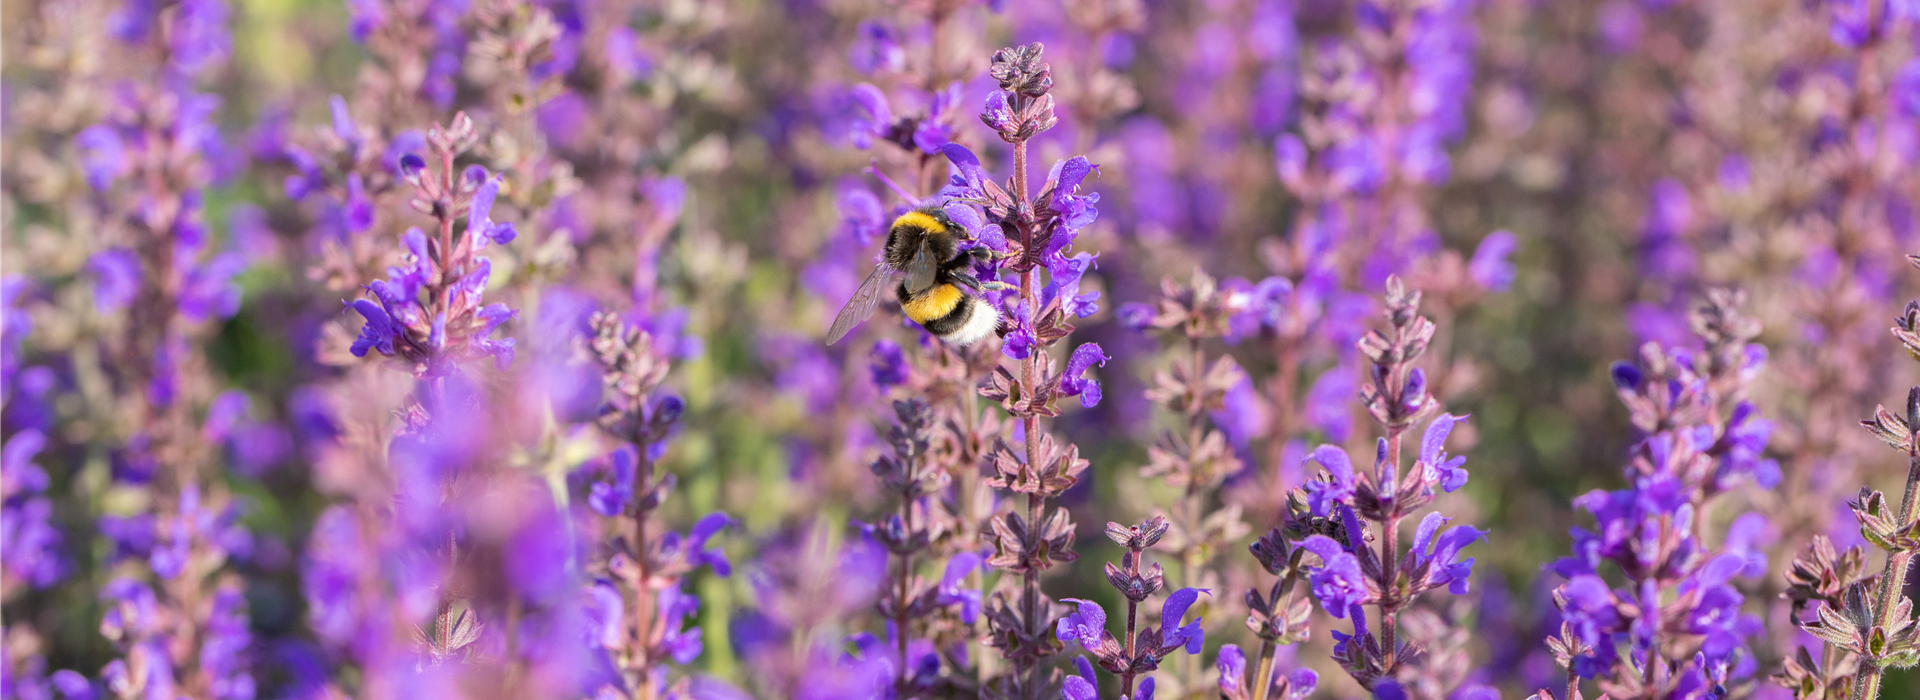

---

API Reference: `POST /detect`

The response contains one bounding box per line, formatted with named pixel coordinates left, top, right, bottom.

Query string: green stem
left=1250, top=639, right=1278, bottom=700
left=1853, top=443, right=1920, bottom=700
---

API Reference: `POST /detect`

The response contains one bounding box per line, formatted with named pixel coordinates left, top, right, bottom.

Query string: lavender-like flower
left=6, top=3, right=269, bottom=696
left=1288, top=277, right=1488, bottom=696
left=856, top=397, right=988, bottom=696
left=1052, top=515, right=1210, bottom=700
left=1541, top=290, right=1773, bottom=700
left=1124, top=268, right=1254, bottom=690
left=931, top=41, right=1109, bottom=698
left=344, top=114, right=517, bottom=378
left=1772, top=250, right=1920, bottom=700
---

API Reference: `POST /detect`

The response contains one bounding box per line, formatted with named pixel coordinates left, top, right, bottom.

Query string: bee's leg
left=952, top=271, right=1012, bottom=293
left=950, top=271, right=985, bottom=291
left=968, top=246, right=1017, bottom=262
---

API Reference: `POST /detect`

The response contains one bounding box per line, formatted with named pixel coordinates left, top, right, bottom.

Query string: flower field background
left=8, top=0, right=1920, bottom=699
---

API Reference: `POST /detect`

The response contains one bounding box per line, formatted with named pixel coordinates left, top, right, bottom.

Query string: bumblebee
left=826, top=207, right=1008, bottom=346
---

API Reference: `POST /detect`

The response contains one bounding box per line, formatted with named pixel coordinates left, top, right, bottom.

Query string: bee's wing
left=903, top=245, right=938, bottom=295
left=826, top=264, right=897, bottom=345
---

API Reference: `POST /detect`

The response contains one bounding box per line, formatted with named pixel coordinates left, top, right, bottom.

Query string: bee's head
left=891, top=207, right=956, bottom=237
left=924, top=206, right=954, bottom=230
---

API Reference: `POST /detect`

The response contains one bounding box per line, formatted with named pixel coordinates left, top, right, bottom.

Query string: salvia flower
left=1542, top=291, right=1771, bottom=699
left=1288, top=279, right=1486, bottom=693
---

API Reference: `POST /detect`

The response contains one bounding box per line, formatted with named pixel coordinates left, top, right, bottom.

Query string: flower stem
left=1250, top=639, right=1278, bottom=700
left=1120, top=548, right=1141, bottom=697
left=1180, top=335, right=1206, bottom=689
left=633, top=490, right=654, bottom=699
left=1853, top=442, right=1920, bottom=700
left=1011, top=131, right=1051, bottom=696
left=896, top=487, right=914, bottom=695
left=1380, top=427, right=1404, bottom=673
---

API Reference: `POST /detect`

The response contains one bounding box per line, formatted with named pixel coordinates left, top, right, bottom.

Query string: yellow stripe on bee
left=893, top=210, right=946, bottom=234
left=903, top=284, right=964, bottom=323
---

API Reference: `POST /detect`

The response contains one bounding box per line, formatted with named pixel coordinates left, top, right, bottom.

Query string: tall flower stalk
left=1293, top=277, right=1486, bottom=698
left=1786, top=256, right=1920, bottom=700
left=938, top=42, right=1108, bottom=699
left=859, top=397, right=984, bottom=696
left=579, top=309, right=732, bottom=700
left=1055, top=515, right=1210, bottom=700
left=1125, top=268, right=1252, bottom=693
left=1217, top=528, right=1317, bottom=700
left=1541, top=290, right=1776, bottom=700
left=43, top=1, right=261, bottom=697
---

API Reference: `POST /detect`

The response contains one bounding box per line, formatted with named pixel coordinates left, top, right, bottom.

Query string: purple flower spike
left=1054, top=598, right=1107, bottom=651
left=1057, top=343, right=1109, bottom=408
left=1159, top=587, right=1210, bottom=653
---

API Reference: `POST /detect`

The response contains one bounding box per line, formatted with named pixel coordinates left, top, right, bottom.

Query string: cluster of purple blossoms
left=0, top=276, right=60, bottom=602
left=1541, top=291, right=1774, bottom=700
left=856, top=398, right=991, bottom=697
left=343, top=114, right=518, bottom=376
left=1054, top=516, right=1210, bottom=700
left=1272, top=0, right=1482, bottom=288
left=1283, top=278, right=1490, bottom=699
left=37, top=1, right=1920, bottom=700
left=2, top=432, right=62, bottom=594
left=2, top=1, right=265, bottom=698
left=952, top=42, right=1118, bottom=699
